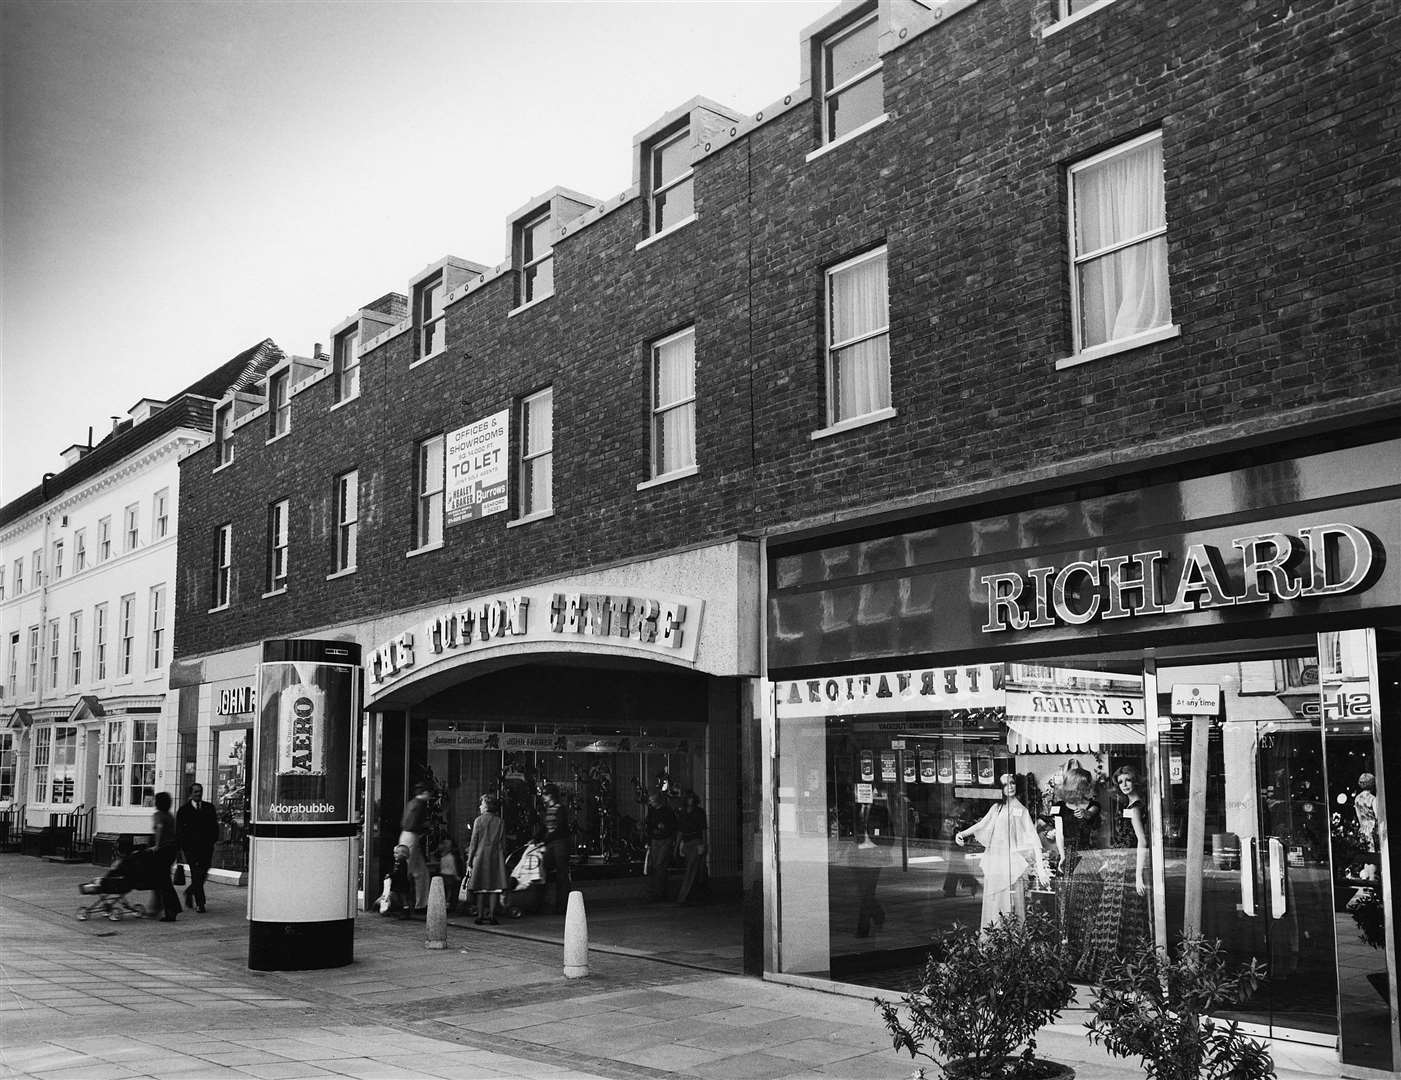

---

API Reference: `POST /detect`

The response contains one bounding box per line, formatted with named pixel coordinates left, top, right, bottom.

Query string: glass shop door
left=1156, top=650, right=1338, bottom=1041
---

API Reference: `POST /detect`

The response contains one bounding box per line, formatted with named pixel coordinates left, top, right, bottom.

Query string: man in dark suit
left=176, top=783, right=219, bottom=912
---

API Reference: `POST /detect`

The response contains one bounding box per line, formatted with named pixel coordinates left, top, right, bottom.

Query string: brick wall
left=175, top=0, right=1400, bottom=658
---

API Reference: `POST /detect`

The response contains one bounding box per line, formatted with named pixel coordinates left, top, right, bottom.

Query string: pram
left=77, top=847, right=161, bottom=921
left=500, top=839, right=546, bottom=917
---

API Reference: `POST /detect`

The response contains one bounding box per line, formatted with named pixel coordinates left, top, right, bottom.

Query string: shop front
left=765, top=436, right=1400, bottom=1073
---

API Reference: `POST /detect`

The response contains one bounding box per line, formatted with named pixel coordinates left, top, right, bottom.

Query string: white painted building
left=0, top=340, right=283, bottom=854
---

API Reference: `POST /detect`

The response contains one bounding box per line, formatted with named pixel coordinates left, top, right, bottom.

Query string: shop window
left=118, top=594, right=135, bottom=677
left=414, top=435, right=445, bottom=550
left=93, top=603, right=108, bottom=682
left=266, top=499, right=289, bottom=592
left=1067, top=131, right=1173, bottom=361
left=212, top=523, right=232, bottom=609
left=268, top=369, right=291, bottom=438
left=518, top=388, right=553, bottom=519
left=772, top=657, right=1150, bottom=989
left=650, top=327, right=696, bottom=479
left=825, top=246, right=891, bottom=427
left=820, top=11, right=883, bottom=145
left=414, top=272, right=446, bottom=359
left=647, top=124, right=694, bottom=235
left=333, top=324, right=360, bottom=402
left=515, top=208, right=554, bottom=307
left=335, top=469, right=358, bottom=572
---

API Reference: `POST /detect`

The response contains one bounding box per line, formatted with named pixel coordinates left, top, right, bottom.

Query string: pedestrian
left=398, top=782, right=432, bottom=913
left=466, top=794, right=507, bottom=925
left=643, top=789, right=676, bottom=902
left=377, top=843, right=413, bottom=918
left=539, top=784, right=573, bottom=914
left=674, top=790, right=709, bottom=905
left=438, top=837, right=462, bottom=915
left=150, top=791, right=181, bottom=922
left=176, top=782, right=218, bottom=913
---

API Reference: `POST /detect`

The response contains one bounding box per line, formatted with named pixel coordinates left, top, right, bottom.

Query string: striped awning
left=1005, top=718, right=1145, bottom=753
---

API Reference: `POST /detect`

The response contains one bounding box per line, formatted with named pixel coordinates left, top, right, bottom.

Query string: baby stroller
left=77, top=847, right=160, bottom=921
left=500, top=838, right=546, bottom=917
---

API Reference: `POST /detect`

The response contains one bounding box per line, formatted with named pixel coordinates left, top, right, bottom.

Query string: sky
left=0, top=0, right=834, bottom=503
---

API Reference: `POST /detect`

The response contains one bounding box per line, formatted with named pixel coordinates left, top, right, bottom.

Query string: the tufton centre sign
left=980, top=521, right=1381, bottom=633
left=369, top=585, right=704, bottom=688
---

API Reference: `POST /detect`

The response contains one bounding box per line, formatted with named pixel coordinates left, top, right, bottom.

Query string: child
left=377, top=843, right=414, bottom=919
left=438, top=837, right=462, bottom=915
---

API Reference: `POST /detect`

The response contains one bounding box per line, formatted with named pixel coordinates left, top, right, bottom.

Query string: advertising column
left=248, top=640, right=361, bottom=971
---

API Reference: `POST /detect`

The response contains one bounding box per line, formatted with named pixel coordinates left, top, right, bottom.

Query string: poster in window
left=445, top=409, right=509, bottom=526
left=954, top=750, right=973, bottom=785
left=879, top=750, right=897, bottom=782
left=858, top=750, right=874, bottom=782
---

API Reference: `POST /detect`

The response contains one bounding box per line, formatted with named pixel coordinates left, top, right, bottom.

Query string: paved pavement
left=0, top=855, right=1343, bottom=1080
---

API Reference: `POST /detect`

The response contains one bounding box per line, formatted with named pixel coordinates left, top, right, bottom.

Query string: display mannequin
left=1077, top=764, right=1150, bottom=979
left=955, top=773, right=1048, bottom=929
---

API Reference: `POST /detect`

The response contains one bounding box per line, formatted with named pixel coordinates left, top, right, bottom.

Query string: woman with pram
left=150, top=791, right=182, bottom=922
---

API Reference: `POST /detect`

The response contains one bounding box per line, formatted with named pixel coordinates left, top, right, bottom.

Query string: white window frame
left=118, top=594, right=135, bottom=678
left=69, top=611, right=82, bottom=687
left=98, top=516, right=112, bottom=562
left=93, top=603, right=108, bottom=683
left=32, top=549, right=42, bottom=588
left=1043, top=0, right=1122, bottom=38
left=821, top=11, right=883, bottom=146
left=153, top=488, right=170, bottom=539
left=517, top=387, right=554, bottom=520
left=12, top=558, right=21, bottom=595
left=648, top=126, right=694, bottom=236
left=27, top=626, right=39, bottom=692
left=414, top=273, right=446, bottom=360
left=148, top=585, right=166, bottom=670
left=7, top=633, right=19, bottom=699
left=124, top=503, right=140, bottom=551
left=47, top=618, right=60, bottom=689
left=268, top=369, right=291, bottom=439
left=102, top=718, right=127, bottom=807
left=51, top=539, right=64, bottom=582
left=334, top=324, right=361, bottom=402
left=335, top=470, right=359, bottom=574
left=414, top=435, right=445, bottom=551
left=128, top=716, right=158, bottom=807
left=0, top=565, right=5, bottom=602
left=649, top=327, right=697, bottom=481
left=823, top=245, right=892, bottom=429
left=213, top=524, right=232, bottom=609
left=267, top=499, right=289, bottom=592
left=1063, top=129, right=1175, bottom=366
left=0, top=731, right=14, bottom=803
left=74, top=529, right=86, bottom=572
left=32, top=726, right=52, bottom=803
left=516, top=209, right=554, bottom=307
left=215, top=402, right=234, bottom=466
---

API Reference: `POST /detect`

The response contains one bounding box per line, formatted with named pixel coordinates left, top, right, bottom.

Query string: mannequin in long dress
left=955, top=773, right=1048, bottom=929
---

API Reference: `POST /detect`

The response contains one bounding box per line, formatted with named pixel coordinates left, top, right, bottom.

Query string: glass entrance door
left=1156, top=651, right=1337, bottom=1039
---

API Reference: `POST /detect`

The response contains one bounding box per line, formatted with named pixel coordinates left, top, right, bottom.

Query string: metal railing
left=0, top=804, right=22, bottom=852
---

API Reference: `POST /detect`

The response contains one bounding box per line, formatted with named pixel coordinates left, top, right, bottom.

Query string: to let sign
left=446, top=410, right=509, bottom=525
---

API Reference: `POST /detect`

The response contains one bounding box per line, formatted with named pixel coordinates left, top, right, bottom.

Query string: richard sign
left=981, top=522, right=1379, bottom=633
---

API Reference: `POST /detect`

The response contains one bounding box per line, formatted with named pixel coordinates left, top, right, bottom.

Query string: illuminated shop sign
left=775, top=664, right=1003, bottom=718
left=216, top=685, right=256, bottom=716
left=981, top=522, right=1379, bottom=633
left=427, top=730, right=688, bottom=753
left=370, top=586, right=703, bottom=687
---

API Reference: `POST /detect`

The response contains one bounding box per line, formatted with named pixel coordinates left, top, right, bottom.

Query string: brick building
left=171, top=0, right=1398, bottom=1067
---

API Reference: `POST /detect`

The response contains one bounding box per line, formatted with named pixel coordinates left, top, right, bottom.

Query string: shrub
left=877, top=912, right=1075, bottom=1079
left=1085, top=934, right=1275, bottom=1080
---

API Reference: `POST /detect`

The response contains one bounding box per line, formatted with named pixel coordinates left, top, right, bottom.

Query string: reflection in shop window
left=773, top=659, right=1149, bottom=988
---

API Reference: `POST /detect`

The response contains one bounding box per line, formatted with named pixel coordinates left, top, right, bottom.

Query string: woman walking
left=150, top=791, right=182, bottom=922
left=466, top=794, right=507, bottom=925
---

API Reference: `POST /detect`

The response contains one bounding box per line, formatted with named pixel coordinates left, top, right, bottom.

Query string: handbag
left=172, top=864, right=186, bottom=886
left=458, top=870, right=472, bottom=902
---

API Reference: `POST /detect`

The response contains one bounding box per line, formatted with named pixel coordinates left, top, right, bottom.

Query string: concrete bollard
left=425, top=877, right=446, bottom=949
left=563, top=890, right=588, bottom=978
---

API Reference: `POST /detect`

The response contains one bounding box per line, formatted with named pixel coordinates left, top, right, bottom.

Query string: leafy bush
left=1085, top=934, right=1275, bottom=1080
left=877, top=912, right=1075, bottom=1079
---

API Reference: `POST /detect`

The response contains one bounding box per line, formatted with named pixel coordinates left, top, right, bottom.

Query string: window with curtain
left=93, top=603, right=108, bottom=681
left=103, top=719, right=126, bottom=806
left=826, top=247, right=891, bottom=425
left=69, top=611, right=82, bottom=686
left=118, top=595, right=135, bottom=677
left=336, top=470, right=359, bottom=571
left=267, top=499, right=289, bottom=591
left=651, top=327, right=697, bottom=477
left=1070, top=131, right=1171, bottom=354
left=520, top=388, right=554, bottom=517
left=213, top=524, right=232, bottom=608
left=47, top=619, right=60, bottom=689
left=415, top=435, right=445, bottom=549
left=148, top=585, right=166, bottom=670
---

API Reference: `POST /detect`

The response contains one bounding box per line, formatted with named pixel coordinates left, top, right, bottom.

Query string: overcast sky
left=0, top=0, right=832, bottom=502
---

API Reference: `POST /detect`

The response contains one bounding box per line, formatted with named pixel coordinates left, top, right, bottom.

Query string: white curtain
left=830, top=252, right=890, bottom=421
left=654, top=332, right=695, bottom=474
left=523, top=391, right=553, bottom=513
left=1075, top=139, right=1170, bottom=348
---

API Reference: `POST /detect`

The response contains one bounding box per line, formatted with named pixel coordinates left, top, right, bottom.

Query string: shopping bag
left=172, top=864, right=186, bottom=886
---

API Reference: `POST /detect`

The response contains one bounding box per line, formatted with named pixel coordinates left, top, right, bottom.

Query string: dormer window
left=516, top=209, right=553, bottom=306
left=333, top=324, right=360, bottom=402
left=648, top=125, right=694, bottom=234
left=215, top=402, right=234, bottom=466
left=821, top=11, right=882, bottom=144
left=268, top=370, right=290, bottom=438
left=414, top=272, right=445, bottom=359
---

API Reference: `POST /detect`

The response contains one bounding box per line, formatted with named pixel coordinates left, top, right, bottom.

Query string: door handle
left=1241, top=837, right=1256, bottom=916
left=1268, top=837, right=1287, bottom=918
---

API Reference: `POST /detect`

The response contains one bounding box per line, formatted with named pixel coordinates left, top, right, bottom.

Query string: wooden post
left=1183, top=716, right=1210, bottom=937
